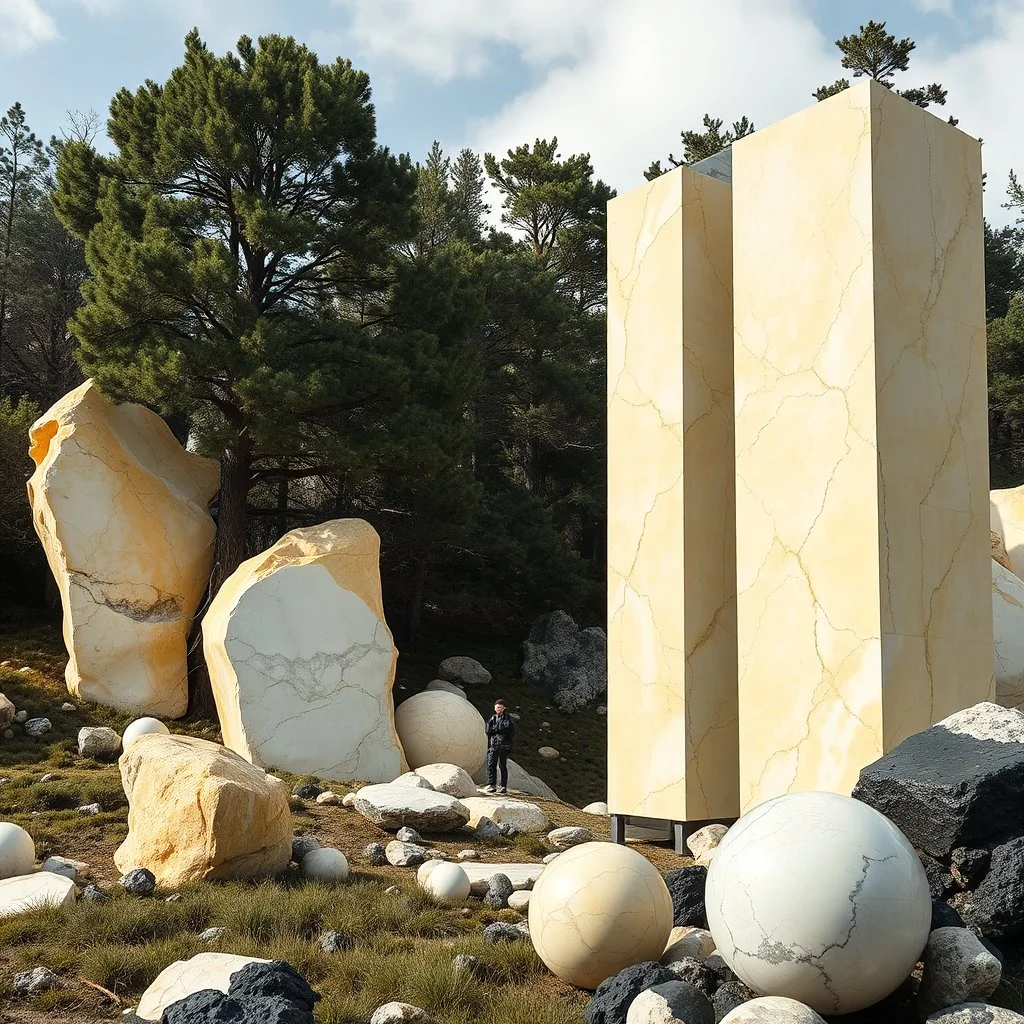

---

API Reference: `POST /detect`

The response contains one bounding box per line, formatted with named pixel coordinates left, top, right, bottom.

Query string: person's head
left=494, top=700, right=506, bottom=715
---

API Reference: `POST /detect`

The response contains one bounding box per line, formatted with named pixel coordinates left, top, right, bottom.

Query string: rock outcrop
left=203, top=520, right=405, bottom=783
left=27, top=381, right=218, bottom=717
left=521, top=609, right=606, bottom=713
left=115, top=734, right=292, bottom=887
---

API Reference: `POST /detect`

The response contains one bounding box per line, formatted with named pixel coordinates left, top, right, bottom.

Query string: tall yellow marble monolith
left=733, top=79, right=992, bottom=813
left=607, top=164, right=738, bottom=824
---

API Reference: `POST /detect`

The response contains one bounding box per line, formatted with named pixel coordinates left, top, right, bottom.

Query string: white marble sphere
left=300, top=847, right=349, bottom=882
left=706, top=791, right=931, bottom=1015
left=422, top=861, right=471, bottom=902
left=528, top=841, right=673, bottom=990
left=0, top=823, right=35, bottom=879
left=123, top=717, right=170, bottom=747
left=394, top=691, right=487, bottom=776
left=416, top=860, right=441, bottom=887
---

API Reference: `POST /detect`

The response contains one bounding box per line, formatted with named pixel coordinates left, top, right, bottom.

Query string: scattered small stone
left=293, top=782, right=323, bottom=799
left=460, top=907, right=472, bottom=917
left=42, top=856, right=87, bottom=880
left=457, top=849, right=479, bottom=861
left=370, top=1002, right=437, bottom=1024
left=474, top=816, right=501, bottom=839
left=538, top=746, right=560, bottom=759
left=396, top=826, right=422, bottom=843
left=0, top=659, right=9, bottom=666
left=384, top=885, right=400, bottom=895
left=547, top=826, right=595, bottom=849
left=702, top=953, right=735, bottom=985
left=661, top=955, right=717, bottom=997
left=712, top=980, right=757, bottom=1020
left=0, top=777, right=9, bottom=785
left=292, top=836, right=321, bottom=864
left=497, top=822, right=518, bottom=838
left=452, top=953, right=481, bottom=975
left=484, top=921, right=529, bottom=944
left=78, top=725, right=123, bottom=761
left=13, top=710, right=27, bottom=723
left=164, top=893, right=184, bottom=902
left=199, top=927, right=228, bottom=942
left=14, top=966, right=59, bottom=995
left=39, top=772, right=56, bottom=783
left=77, top=802, right=101, bottom=815
left=582, top=801, right=609, bottom=815
left=484, top=873, right=515, bottom=910
left=508, top=890, right=531, bottom=912
left=918, top=927, right=1003, bottom=1017
left=424, top=849, right=447, bottom=861
left=626, top=980, right=713, bottom=1024
left=319, top=930, right=353, bottom=953
left=24, top=717, right=52, bottom=738
left=2, top=730, right=12, bottom=740
left=924, top=1005, right=1024, bottom=1023
left=342, top=792, right=357, bottom=808
left=543, top=852, right=561, bottom=864
left=118, top=867, right=156, bottom=896
left=18, top=666, right=32, bottom=673
left=364, top=842, right=388, bottom=866
left=61, top=702, right=76, bottom=711
left=386, top=841, right=427, bottom=867
left=82, top=884, right=111, bottom=904
left=686, top=824, right=729, bottom=866
left=597, top=705, right=607, bottom=716
left=315, top=790, right=341, bottom=805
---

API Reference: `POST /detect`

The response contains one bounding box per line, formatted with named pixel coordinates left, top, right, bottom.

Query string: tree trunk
left=404, top=556, right=427, bottom=645
left=187, top=441, right=251, bottom=719
left=275, top=459, right=289, bottom=540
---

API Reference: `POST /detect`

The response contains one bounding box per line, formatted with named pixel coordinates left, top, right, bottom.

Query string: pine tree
left=644, top=114, right=755, bottom=180
left=450, top=148, right=489, bottom=245
left=814, top=20, right=957, bottom=124
left=52, top=31, right=423, bottom=713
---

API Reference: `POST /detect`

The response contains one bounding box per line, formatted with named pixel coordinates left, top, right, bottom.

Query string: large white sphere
left=706, top=791, right=930, bottom=1015
left=394, top=692, right=487, bottom=776
left=122, top=717, right=170, bottom=747
left=422, top=861, right=471, bottom=902
left=529, top=841, right=673, bottom=990
left=417, top=860, right=442, bottom=886
left=0, top=822, right=35, bottom=879
left=301, top=847, right=349, bottom=882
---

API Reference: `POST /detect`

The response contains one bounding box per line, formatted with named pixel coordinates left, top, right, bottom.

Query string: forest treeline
left=1, top=22, right=1023, bottom=681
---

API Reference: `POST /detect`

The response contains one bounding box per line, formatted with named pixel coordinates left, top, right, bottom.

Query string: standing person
left=484, top=699, right=515, bottom=794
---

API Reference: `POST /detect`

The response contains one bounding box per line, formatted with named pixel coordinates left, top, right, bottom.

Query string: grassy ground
left=0, top=622, right=665, bottom=1024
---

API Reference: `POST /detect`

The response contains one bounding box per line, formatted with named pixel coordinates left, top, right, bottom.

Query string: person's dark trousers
left=486, top=748, right=509, bottom=789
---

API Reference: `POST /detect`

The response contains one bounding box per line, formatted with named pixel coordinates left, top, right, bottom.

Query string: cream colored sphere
left=0, top=822, right=35, bottom=879
left=123, top=717, right=170, bottom=746
left=528, top=841, right=673, bottom=991
left=422, top=861, right=471, bottom=902
left=301, top=847, right=349, bottom=882
left=417, top=860, right=441, bottom=886
left=394, top=691, right=487, bottom=776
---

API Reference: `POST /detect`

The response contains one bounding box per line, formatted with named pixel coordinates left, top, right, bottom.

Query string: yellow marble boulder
left=993, top=560, right=1024, bottom=710
left=992, top=486, right=1024, bottom=578
left=202, top=520, right=406, bottom=783
left=26, top=381, right=218, bottom=717
left=115, top=733, right=291, bottom=887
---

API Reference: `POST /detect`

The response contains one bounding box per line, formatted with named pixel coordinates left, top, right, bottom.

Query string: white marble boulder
left=394, top=691, right=486, bottom=775
left=424, top=679, right=467, bottom=699
left=203, top=520, right=406, bottom=783
left=354, top=783, right=470, bottom=833
left=26, top=381, right=218, bottom=717
left=462, top=796, right=549, bottom=834
left=135, top=953, right=270, bottom=1022
left=413, top=763, right=477, bottom=798
left=0, top=872, right=77, bottom=919
left=993, top=561, right=1024, bottom=709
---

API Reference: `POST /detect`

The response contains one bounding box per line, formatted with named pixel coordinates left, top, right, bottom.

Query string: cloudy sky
left=1, top=0, right=1022, bottom=227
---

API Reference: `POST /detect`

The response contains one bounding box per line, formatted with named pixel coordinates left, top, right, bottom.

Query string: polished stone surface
left=706, top=791, right=931, bottom=1014
left=529, top=841, right=673, bottom=990
left=394, top=690, right=487, bottom=776
left=0, top=872, right=76, bottom=920
left=732, top=80, right=991, bottom=811
left=27, top=381, right=218, bottom=718
left=421, top=861, right=471, bottom=901
left=204, top=520, right=405, bottom=783
left=607, top=163, right=738, bottom=822
left=0, top=823, right=35, bottom=879
left=991, top=486, right=1024, bottom=577
left=993, top=560, right=1024, bottom=709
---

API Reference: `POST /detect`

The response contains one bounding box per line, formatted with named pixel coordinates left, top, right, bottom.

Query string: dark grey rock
left=520, top=610, right=607, bottom=714
left=318, top=931, right=352, bottom=953
left=14, top=966, right=58, bottom=995
left=363, top=842, right=388, bottom=866
left=163, top=989, right=244, bottom=1023
left=583, top=960, right=675, bottom=1024
left=227, top=961, right=318, bottom=1011
left=703, top=954, right=736, bottom=986
left=664, top=866, right=708, bottom=928
left=483, top=922, right=528, bottom=944
left=484, top=873, right=515, bottom=910
left=661, top=955, right=716, bottom=997
left=291, top=836, right=320, bottom=864
left=952, top=847, right=992, bottom=890
left=628, top=981, right=713, bottom=1024
left=853, top=704, right=1024, bottom=859
left=712, top=980, right=755, bottom=1022
left=921, top=851, right=957, bottom=900
left=292, top=783, right=322, bottom=800
left=497, top=822, right=518, bottom=838
left=962, top=838, right=1024, bottom=940
left=81, top=883, right=111, bottom=904
left=118, top=867, right=156, bottom=896
left=933, top=899, right=967, bottom=930
left=24, top=717, right=51, bottom=738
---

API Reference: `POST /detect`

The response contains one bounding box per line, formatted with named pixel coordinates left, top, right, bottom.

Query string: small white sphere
left=706, top=791, right=930, bottom=1015
left=422, top=861, right=471, bottom=902
left=301, top=847, right=349, bottom=882
left=394, top=691, right=487, bottom=776
left=122, top=717, right=170, bottom=747
left=529, top=841, right=673, bottom=990
left=417, top=860, right=442, bottom=886
left=0, top=822, right=35, bottom=879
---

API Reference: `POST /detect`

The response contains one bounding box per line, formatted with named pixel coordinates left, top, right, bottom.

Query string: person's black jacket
left=486, top=712, right=516, bottom=751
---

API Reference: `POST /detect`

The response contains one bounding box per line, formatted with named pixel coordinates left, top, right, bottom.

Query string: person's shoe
left=496, top=786, right=507, bottom=794
left=483, top=785, right=496, bottom=794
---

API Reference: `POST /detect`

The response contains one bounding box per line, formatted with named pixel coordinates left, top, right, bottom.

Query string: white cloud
left=0, top=0, right=58, bottom=52
left=913, top=0, right=956, bottom=16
